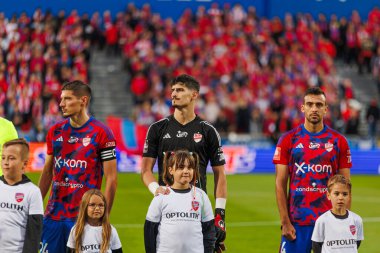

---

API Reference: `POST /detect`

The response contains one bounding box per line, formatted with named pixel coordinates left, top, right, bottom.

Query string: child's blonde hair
left=74, top=189, right=111, bottom=253
left=327, top=174, right=352, bottom=193
left=162, top=150, right=200, bottom=186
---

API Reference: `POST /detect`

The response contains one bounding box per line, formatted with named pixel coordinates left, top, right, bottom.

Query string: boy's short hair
left=62, top=80, right=92, bottom=99
left=3, top=138, right=29, bottom=160
left=327, top=174, right=352, bottom=193
left=170, top=74, right=200, bottom=92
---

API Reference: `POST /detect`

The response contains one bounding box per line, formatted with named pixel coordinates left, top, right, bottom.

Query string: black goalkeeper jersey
left=143, top=115, right=226, bottom=192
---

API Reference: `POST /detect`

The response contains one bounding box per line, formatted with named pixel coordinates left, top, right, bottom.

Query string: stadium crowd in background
left=1, top=4, right=380, bottom=144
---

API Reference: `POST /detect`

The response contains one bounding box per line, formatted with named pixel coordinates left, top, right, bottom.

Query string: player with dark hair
left=38, top=80, right=118, bottom=253
left=0, top=138, right=43, bottom=252
left=273, top=87, right=352, bottom=253
left=312, top=175, right=363, bottom=253
left=144, top=150, right=216, bottom=253
left=141, top=74, right=227, bottom=252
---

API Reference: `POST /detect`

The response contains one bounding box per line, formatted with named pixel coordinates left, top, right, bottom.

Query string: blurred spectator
left=366, top=99, right=380, bottom=146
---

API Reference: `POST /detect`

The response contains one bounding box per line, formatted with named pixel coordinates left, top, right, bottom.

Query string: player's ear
left=326, top=191, right=331, bottom=201
left=301, top=103, right=305, bottom=113
left=168, top=166, right=175, bottom=175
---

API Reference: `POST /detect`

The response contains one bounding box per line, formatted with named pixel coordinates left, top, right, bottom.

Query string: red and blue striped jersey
left=273, top=125, right=351, bottom=226
left=45, top=117, right=116, bottom=221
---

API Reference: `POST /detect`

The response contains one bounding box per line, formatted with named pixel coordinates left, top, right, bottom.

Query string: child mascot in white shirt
left=312, top=174, right=364, bottom=253
left=67, top=189, right=122, bottom=253
left=144, top=150, right=216, bottom=253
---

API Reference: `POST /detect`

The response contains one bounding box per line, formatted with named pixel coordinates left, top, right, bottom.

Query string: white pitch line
left=114, top=217, right=380, bottom=229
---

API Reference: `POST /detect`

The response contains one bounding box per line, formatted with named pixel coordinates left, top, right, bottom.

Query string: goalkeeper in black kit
left=141, top=74, right=227, bottom=252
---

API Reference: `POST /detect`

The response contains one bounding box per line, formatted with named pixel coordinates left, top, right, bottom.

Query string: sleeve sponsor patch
left=273, top=147, right=281, bottom=161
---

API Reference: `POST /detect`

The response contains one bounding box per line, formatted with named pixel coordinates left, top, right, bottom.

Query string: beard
left=306, top=114, right=322, bottom=124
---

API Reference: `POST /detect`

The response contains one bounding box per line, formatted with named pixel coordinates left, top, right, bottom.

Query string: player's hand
left=214, top=241, right=226, bottom=252
left=214, top=208, right=226, bottom=243
left=154, top=186, right=170, bottom=196
left=281, top=222, right=296, bottom=241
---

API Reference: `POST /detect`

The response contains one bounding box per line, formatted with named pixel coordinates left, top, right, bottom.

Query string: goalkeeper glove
left=214, top=208, right=226, bottom=243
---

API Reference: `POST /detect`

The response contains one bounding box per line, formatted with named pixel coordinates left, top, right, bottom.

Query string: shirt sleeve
left=22, top=214, right=43, bottom=253
left=273, top=133, right=290, bottom=165
left=142, top=123, right=159, bottom=158
left=338, top=135, right=352, bottom=168
left=28, top=186, right=44, bottom=215
left=311, top=217, right=324, bottom=242
left=356, top=216, right=364, bottom=241
left=204, top=123, right=225, bottom=167
left=110, top=226, right=122, bottom=250
left=46, top=126, right=54, bottom=155
left=146, top=195, right=163, bottom=222
left=66, top=226, right=76, bottom=248
left=201, top=190, right=214, bottom=222
left=99, top=127, right=117, bottom=161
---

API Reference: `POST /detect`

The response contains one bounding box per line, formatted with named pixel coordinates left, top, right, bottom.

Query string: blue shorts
left=279, top=225, right=314, bottom=253
left=40, top=218, right=75, bottom=253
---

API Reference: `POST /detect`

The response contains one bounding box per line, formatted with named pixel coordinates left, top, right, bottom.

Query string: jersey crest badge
left=83, top=137, right=91, bottom=147
left=193, top=133, right=202, bottom=143
left=191, top=200, right=199, bottom=211
left=15, top=193, right=24, bottom=202
left=350, top=225, right=356, bottom=235
left=325, top=142, right=333, bottom=152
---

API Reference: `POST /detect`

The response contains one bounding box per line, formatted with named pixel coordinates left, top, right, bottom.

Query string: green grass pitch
left=27, top=173, right=380, bottom=252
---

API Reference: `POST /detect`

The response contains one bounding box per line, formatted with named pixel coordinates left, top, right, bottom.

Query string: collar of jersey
left=0, top=174, right=31, bottom=186
left=171, top=115, right=198, bottom=127
left=330, top=210, right=349, bottom=219
left=67, top=116, right=93, bottom=129
left=301, top=124, right=327, bottom=136
left=170, top=187, right=192, bottom=193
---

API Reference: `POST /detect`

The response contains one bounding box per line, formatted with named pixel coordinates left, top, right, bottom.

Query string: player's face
left=171, top=83, right=197, bottom=109
left=1, top=145, right=26, bottom=184
left=59, top=90, right=86, bottom=118
left=87, top=195, right=105, bottom=222
left=327, top=183, right=350, bottom=214
left=301, top=94, right=327, bottom=125
left=169, top=159, right=194, bottom=189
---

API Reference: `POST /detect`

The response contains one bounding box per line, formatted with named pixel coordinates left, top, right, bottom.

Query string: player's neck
left=303, top=122, right=324, bottom=133
left=174, top=108, right=196, bottom=125
left=331, top=207, right=347, bottom=216
left=70, top=112, right=90, bottom=128
left=171, top=182, right=191, bottom=190
left=4, top=175, right=22, bottom=185
left=87, top=218, right=102, bottom=227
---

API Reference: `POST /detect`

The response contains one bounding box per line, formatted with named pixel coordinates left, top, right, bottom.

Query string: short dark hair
left=62, top=80, right=92, bottom=99
left=162, top=150, right=200, bottom=186
left=3, top=138, right=29, bottom=160
left=327, top=174, right=352, bottom=193
left=304, top=87, right=326, bottom=98
left=170, top=74, right=200, bottom=92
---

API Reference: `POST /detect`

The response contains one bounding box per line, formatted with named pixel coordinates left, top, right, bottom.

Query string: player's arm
left=212, top=165, right=227, bottom=252
left=103, top=159, right=117, bottom=213
left=338, top=168, right=351, bottom=209
left=141, top=157, right=169, bottom=195
left=38, top=154, right=54, bottom=199
left=275, top=164, right=296, bottom=241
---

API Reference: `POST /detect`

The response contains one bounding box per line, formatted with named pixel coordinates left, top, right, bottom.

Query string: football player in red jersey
left=274, top=87, right=351, bottom=253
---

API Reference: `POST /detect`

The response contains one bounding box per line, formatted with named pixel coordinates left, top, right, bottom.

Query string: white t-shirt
left=67, top=223, right=122, bottom=253
left=0, top=179, right=44, bottom=252
left=146, top=186, right=214, bottom=253
left=312, top=210, right=364, bottom=253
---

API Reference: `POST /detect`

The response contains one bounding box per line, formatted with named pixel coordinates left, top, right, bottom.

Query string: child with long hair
left=144, top=150, right=216, bottom=253
left=311, top=175, right=364, bottom=253
left=66, top=189, right=122, bottom=253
